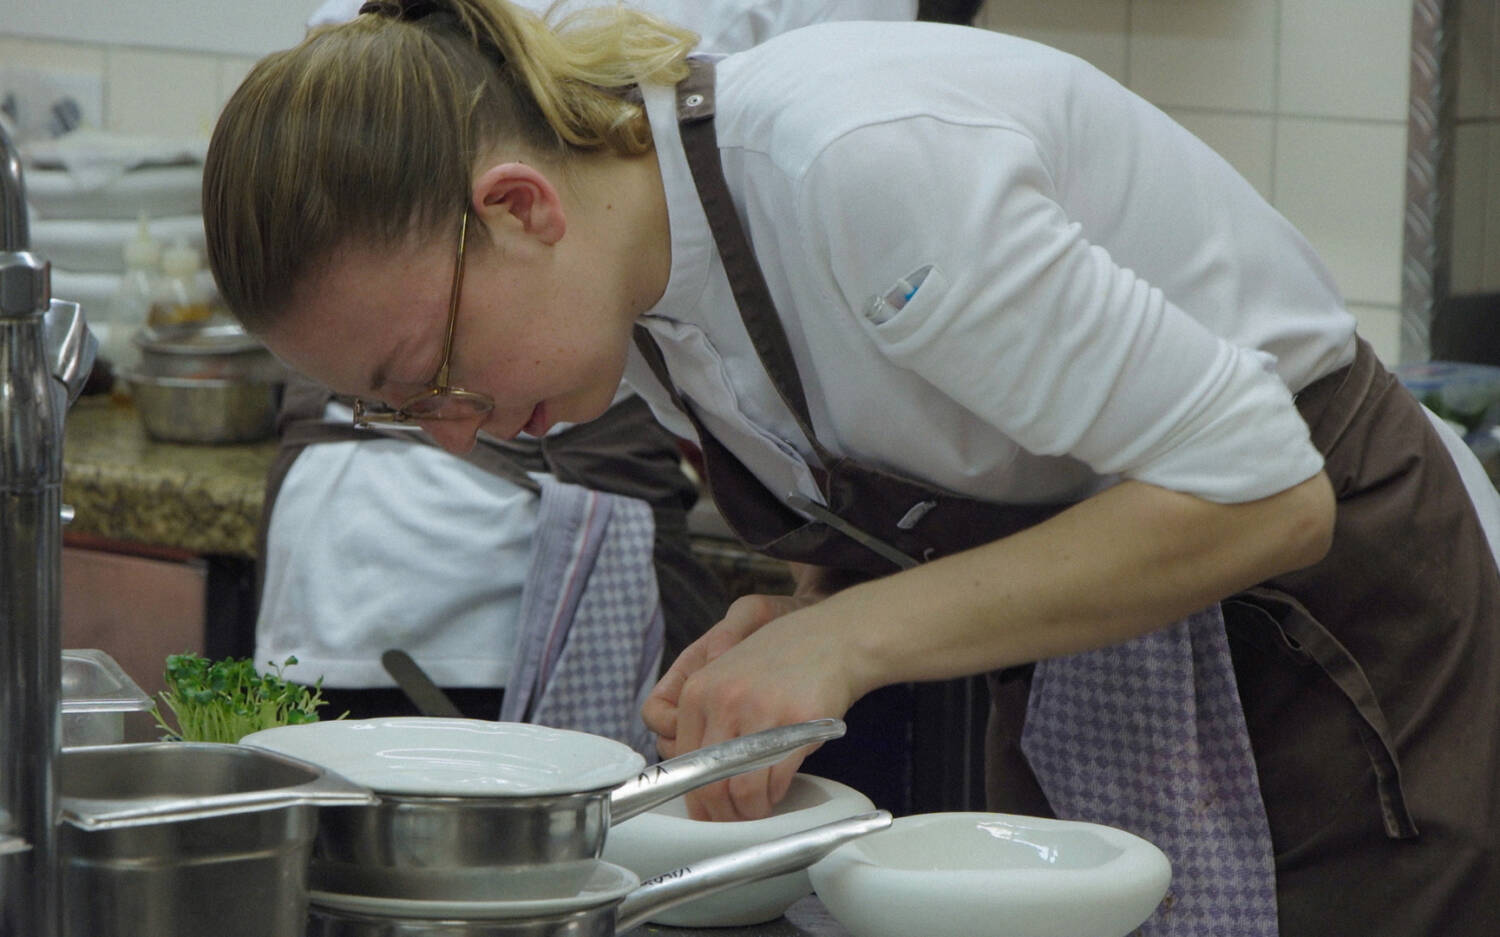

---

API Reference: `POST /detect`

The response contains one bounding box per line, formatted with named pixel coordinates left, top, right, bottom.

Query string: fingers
left=681, top=746, right=816, bottom=821
left=642, top=595, right=802, bottom=763
left=641, top=648, right=696, bottom=744
left=644, top=592, right=848, bottom=821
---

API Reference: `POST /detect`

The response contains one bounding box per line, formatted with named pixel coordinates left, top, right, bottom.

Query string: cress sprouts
left=152, top=653, right=341, bottom=743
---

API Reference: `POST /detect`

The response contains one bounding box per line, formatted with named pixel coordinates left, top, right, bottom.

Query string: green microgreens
left=151, top=653, right=343, bottom=743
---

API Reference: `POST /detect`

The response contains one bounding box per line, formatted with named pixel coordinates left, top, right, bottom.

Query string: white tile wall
left=104, top=48, right=223, bottom=137
left=1278, top=0, right=1412, bottom=121
left=1274, top=118, right=1407, bottom=306
left=0, top=35, right=107, bottom=73
left=1130, top=0, right=1279, bottom=112
left=217, top=57, right=261, bottom=114
left=1, top=35, right=267, bottom=139
left=978, top=0, right=1419, bottom=362
left=973, top=0, right=1130, bottom=84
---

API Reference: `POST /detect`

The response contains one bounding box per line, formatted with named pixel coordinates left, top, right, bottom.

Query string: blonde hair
left=203, top=0, right=696, bottom=331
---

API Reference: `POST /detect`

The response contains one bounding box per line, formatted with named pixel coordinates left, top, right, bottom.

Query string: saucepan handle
left=614, top=809, right=891, bottom=932
left=608, top=718, right=845, bottom=823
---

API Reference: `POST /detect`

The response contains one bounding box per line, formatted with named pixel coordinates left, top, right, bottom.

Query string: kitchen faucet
left=1, top=117, right=95, bottom=937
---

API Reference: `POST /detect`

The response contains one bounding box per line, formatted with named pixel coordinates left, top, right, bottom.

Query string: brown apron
left=633, top=60, right=1500, bottom=935
left=257, top=374, right=727, bottom=670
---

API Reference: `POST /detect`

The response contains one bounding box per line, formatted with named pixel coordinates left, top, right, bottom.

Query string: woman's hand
left=642, top=590, right=857, bottom=821
left=644, top=592, right=804, bottom=753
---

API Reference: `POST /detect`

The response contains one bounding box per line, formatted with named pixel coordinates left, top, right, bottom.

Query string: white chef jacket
left=626, top=21, right=1360, bottom=513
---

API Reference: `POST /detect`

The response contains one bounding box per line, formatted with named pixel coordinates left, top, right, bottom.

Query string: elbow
left=1278, top=470, right=1337, bottom=573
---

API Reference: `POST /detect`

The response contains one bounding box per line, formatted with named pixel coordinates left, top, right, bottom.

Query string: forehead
left=265, top=240, right=447, bottom=396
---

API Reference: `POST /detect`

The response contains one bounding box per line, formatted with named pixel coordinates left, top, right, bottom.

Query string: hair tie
left=357, top=1, right=443, bottom=21
left=356, top=0, right=508, bottom=69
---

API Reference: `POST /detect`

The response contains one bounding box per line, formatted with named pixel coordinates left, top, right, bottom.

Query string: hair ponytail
left=203, top=0, right=695, bottom=330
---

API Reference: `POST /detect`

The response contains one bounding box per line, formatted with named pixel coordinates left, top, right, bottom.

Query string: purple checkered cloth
left=500, top=476, right=664, bottom=760
left=1020, top=604, right=1279, bottom=936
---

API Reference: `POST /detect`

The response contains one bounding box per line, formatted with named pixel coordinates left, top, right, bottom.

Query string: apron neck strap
left=670, top=58, right=834, bottom=466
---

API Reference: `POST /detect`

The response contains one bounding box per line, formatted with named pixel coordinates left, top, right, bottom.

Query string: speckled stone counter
left=62, top=394, right=278, bottom=558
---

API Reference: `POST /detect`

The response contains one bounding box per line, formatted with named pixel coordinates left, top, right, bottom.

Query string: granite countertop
left=63, top=394, right=278, bottom=558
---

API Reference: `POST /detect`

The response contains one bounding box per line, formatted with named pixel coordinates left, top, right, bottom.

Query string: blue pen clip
left=865, top=265, right=933, bottom=325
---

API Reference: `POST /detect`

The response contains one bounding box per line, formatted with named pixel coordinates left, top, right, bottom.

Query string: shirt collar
left=639, top=74, right=714, bottom=326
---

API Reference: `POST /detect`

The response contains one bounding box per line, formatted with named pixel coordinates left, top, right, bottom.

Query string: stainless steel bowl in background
left=59, top=742, right=375, bottom=937
left=132, top=322, right=287, bottom=383
left=123, top=321, right=286, bottom=444
left=125, top=372, right=280, bottom=443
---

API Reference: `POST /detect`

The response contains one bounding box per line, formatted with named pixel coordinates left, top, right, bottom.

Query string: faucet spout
left=1, top=120, right=28, bottom=251
left=0, top=117, right=64, bottom=937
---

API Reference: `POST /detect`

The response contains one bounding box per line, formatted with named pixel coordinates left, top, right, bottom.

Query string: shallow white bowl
left=602, top=773, right=874, bottom=927
left=241, top=717, right=645, bottom=796
left=809, top=812, right=1171, bottom=937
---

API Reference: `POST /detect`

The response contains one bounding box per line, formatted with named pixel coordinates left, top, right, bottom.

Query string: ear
left=471, top=162, right=567, bottom=245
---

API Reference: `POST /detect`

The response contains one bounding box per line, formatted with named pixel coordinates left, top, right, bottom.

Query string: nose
left=420, top=415, right=482, bottom=454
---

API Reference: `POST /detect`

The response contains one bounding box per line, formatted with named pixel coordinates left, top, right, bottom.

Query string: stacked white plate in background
left=21, top=129, right=210, bottom=355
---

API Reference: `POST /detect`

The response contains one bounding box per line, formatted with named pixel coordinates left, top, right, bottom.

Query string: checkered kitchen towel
left=1021, top=604, right=1279, bottom=937
left=500, top=476, right=663, bottom=760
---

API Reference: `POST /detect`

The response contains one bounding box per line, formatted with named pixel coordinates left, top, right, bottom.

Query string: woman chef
left=201, top=1, right=1500, bottom=934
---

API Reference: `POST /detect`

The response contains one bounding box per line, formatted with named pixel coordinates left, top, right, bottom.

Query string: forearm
left=786, top=562, right=829, bottom=599
left=814, top=473, right=1335, bottom=698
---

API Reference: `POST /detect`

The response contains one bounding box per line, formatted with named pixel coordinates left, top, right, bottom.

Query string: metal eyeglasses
left=352, top=209, right=495, bottom=427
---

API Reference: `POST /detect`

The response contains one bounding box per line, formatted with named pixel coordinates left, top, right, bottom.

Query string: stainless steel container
left=132, top=322, right=286, bottom=383
left=124, top=372, right=280, bottom=443
left=58, top=741, right=375, bottom=937
left=61, top=649, right=153, bottom=747
left=304, top=812, right=892, bottom=937
left=243, top=719, right=846, bottom=879
left=125, top=321, right=285, bottom=443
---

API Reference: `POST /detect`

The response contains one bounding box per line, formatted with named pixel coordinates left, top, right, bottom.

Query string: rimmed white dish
left=241, top=718, right=645, bottom=796
left=309, top=859, right=639, bottom=920
left=809, top=812, right=1172, bottom=937
left=603, top=773, right=875, bottom=927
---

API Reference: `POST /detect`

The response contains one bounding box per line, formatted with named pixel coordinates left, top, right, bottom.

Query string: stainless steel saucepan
left=241, top=717, right=844, bottom=874
left=305, top=810, right=892, bottom=937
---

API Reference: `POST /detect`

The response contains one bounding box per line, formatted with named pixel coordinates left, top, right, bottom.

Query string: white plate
left=603, top=773, right=874, bottom=927
left=240, top=718, right=646, bottom=797
left=308, top=859, right=640, bottom=921
left=809, top=812, right=1172, bottom=937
